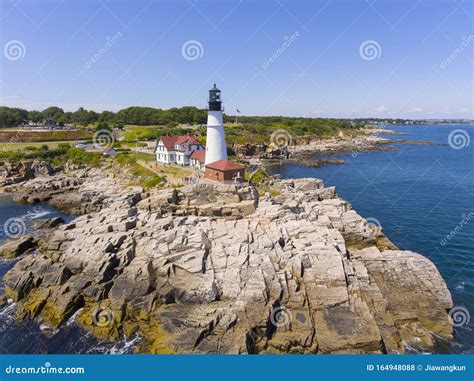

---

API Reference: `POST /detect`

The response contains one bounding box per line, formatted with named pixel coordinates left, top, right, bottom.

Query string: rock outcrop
left=0, top=236, right=39, bottom=259
left=235, top=143, right=289, bottom=160
left=0, top=160, right=56, bottom=186
left=1, top=168, right=453, bottom=354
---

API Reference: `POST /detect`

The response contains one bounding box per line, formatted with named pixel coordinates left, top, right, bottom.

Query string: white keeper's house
left=155, top=135, right=204, bottom=168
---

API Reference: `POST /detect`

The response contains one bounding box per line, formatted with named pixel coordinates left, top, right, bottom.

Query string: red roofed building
left=205, top=160, right=245, bottom=183
left=190, top=150, right=206, bottom=171
left=155, top=135, right=204, bottom=166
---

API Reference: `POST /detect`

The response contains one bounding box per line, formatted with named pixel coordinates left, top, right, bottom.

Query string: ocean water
left=0, top=198, right=73, bottom=295
left=268, top=124, right=474, bottom=353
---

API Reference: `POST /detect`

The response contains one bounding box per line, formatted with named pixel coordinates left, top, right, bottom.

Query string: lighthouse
left=205, top=84, right=228, bottom=165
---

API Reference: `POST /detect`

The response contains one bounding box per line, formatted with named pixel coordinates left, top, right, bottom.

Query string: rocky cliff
left=0, top=160, right=56, bottom=187
left=0, top=164, right=453, bottom=354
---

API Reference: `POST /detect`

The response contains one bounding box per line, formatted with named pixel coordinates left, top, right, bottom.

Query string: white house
left=189, top=150, right=205, bottom=171
left=155, top=135, right=204, bottom=167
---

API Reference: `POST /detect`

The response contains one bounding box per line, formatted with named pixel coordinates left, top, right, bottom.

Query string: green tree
left=0, top=107, right=28, bottom=127
left=41, top=107, right=64, bottom=119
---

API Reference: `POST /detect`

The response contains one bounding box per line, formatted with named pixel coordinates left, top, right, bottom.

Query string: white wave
left=456, top=282, right=465, bottom=291
left=24, top=209, right=52, bottom=220
left=86, top=333, right=141, bottom=354
left=401, top=340, right=431, bottom=354
left=12, top=208, right=52, bottom=224
left=37, top=320, right=59, bottom=336
left=65, top=308, right=83, bottom=327
left=39, top=323, right=51, bottom=331
left=0, top=302, right=16, bottom=318
left=107, top=334, right=141, bottom=354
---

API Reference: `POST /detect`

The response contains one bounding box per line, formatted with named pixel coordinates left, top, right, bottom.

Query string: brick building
left=204, top=160, right=244, bottom=183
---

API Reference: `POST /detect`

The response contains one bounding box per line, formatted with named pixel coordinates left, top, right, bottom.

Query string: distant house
left=204, top=160, right=245, bottom=183
left=155, top=135, right=204, bottom=166
left=44, top=118, right=56, bottom=127
left=103, top=147, right=117, bottom=157
left=189, top=150, right=205, bottom=171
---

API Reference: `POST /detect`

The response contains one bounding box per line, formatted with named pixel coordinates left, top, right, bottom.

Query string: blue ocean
left=268, top=124, right=474, bottom=353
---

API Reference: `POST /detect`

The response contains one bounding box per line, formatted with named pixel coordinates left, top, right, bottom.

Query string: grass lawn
left=0, top=130, right=93, bottom=143
left=139, top=161, right=197, bottom=185
left=125, top=125, right=164, bottom=130
left=0, top=141, right=75, bottom=152
left=129, top=152, right=156, bottom=162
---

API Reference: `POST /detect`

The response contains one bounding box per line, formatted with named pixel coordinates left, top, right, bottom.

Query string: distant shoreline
left=238, top=126, right=436, bottom=168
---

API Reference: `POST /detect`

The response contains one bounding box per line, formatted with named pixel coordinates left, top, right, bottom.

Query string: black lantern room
left=208, top=84, right=222, bottom=111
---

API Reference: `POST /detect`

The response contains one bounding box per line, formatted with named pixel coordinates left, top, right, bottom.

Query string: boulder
left=35, top=217, right=65, bottom=229
left=0, top=237, right=38, bottom=258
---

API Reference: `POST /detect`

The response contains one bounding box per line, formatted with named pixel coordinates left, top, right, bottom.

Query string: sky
left=0, top=0, right=473, bottom=119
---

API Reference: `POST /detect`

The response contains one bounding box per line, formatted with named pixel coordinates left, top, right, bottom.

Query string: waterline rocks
left=0, top=236, right=39, bottom=259
left=1, top=168, right=453, bottom=354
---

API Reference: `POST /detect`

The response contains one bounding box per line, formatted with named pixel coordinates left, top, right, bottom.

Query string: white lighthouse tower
left=205, top=84, right=228, bottom=165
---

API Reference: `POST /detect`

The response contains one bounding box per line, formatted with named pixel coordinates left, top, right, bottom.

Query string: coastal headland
left=0, top=156, right=454, bottom=354
left=235, top=127, right=435, bottom=168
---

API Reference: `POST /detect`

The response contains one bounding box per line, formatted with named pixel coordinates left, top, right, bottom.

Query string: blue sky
left=0, top=0, right=472, bottom=119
